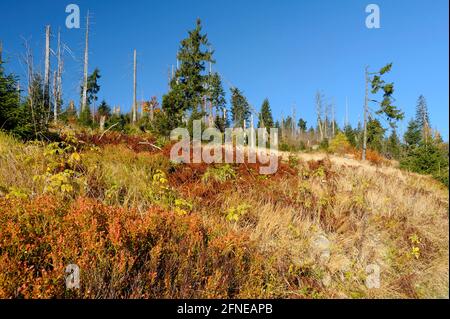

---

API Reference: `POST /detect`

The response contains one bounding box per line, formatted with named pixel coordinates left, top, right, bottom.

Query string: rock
left=312, top=234, right=331, bottom=264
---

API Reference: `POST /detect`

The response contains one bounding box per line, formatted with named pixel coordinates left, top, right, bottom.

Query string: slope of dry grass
left=0, top=131, right=448, bottom=298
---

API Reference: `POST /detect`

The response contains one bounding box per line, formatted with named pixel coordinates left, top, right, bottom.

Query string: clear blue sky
left=1, top=0, right=448, bottom=139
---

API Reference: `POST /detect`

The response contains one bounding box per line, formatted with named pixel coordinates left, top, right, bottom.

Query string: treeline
left=0, top=19, right=448, bottom=186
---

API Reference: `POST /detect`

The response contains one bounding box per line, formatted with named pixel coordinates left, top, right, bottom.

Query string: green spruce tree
left=258, top=98, right=274, bottom=128
left=230, top=87, right=250, bottom=128
left=162, top=19, right=213, bottom=132
left=404, top=119, right=422, bottom=148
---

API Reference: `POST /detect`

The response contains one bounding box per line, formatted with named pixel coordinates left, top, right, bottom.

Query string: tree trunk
left=132, top=49, right=137, bottom=124
left=44, top=25, right=51, bottom=119
left=81, top=12, right=89, bottom=112
left=362, top=67, right=369, bottom=161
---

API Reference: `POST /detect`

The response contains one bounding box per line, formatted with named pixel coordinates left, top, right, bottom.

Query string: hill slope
left=0, top=131, right=448, bottom=298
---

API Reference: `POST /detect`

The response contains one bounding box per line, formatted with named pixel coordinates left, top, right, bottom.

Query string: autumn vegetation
left=0, top=129, right=448, bottom=298
left=0, top=18, right=448, bottom=299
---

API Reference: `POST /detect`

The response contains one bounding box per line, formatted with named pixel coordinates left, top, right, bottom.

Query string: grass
left=0, top=130, right=448, bottom=298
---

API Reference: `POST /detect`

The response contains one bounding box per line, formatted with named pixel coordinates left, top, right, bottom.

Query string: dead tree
left=21, top=38, right=38, bottom=135
left=315, top=92, right=324, bottom=141
left=362, top=66, right=369, bottom=160
left=54, top=29, right=63, bottom=123
left=331, top=99, right=335, bottom=138
left=81, top=11, right=89, bottom=112
left=53, top=70, right=57, bottom=122
left=132, top=49, right=137, bottom=124
left=44, top=25, right=51, bottom=121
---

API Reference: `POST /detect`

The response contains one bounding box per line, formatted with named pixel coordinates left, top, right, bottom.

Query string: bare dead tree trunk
left=44, top=25, right=51, bottom=121
left=55, top=29, right=63, bottom=123
left=332, top=99, right=335, bottom=138
left=99, top=115, right=106, bottom=132
left=23, top=40, right=37, bottom=135
left=81, top=12, right=89, bottom=112
left=362, top=66, right=369, bottom=161
left=53, top=71, right=57, bottom=123
left=292, top=104, right=296, bottom=140
left=316, top=92, right=324, bottom=141
left=150, top=102, right=154, bottom=121
left=132, top=49, right=137, bottom=124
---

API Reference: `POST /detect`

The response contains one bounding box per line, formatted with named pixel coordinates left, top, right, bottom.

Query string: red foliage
left=0, top=196, right=265, bottom=298
left=64, top=131, right=160, bottom=153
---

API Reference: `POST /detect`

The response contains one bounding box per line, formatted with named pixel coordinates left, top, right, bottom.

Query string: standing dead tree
left=315, top=91, right=324, bottom=141
left=44, top=25, right=51, bottom=123
left=132, top=49, right=137, bottom=124
left=53, top=29, right=63, bottom=123
left=362, top=66, right=369, bottom=160
left=81, top=11, right=90, bottom=112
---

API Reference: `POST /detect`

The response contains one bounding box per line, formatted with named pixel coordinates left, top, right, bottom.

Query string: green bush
left=400, top=142, right=449, bottom=187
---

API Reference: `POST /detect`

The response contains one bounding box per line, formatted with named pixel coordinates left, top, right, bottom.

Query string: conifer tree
left=415, top=95, right=430, bottom=131
left=298, top=118, right=307, bottom=132
left=258, top=98, right=274, bottom=128
left=344, top=124, right=356, bottom=147
left=404, top=119, right=422, bottom=148
left=0, top=58, right=21, bottom=132
left=230, top=87, right=250, bottom=128
left=366, top=117, right=385, bottom=153
left=162, top=19, right=213, bottom=130
left=386, top=129, right=401, bottom=159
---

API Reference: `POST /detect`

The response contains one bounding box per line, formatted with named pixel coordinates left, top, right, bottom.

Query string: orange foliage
left=352, top=149, right=385, bottom=166
left=0, top=196, right=266, bottom=298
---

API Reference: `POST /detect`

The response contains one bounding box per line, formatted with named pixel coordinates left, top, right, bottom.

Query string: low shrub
left=328, top=133, right=352, bottom=155
left=0, top=196, right=268, bottom=298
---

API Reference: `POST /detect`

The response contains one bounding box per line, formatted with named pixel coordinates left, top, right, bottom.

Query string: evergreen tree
left=258, top=98, right=274, bottom=128
left=207, top=72, right=227, bottom=131
left=366, top=118, right=386, bottom=153
left=415, top=95, right=430, bottom=131
left=386, top=129, right=401, bottom=159
left=0, top=58, right=21, bottom=133
left=400, top=137, right=449, bottom=187
left=404, top=119, right=422, bottom=148
left=298, top=118, right=307, bottom=132
left=81, top=68, right=101, bottom=107
left=230, top=87, right=250, bottom=128
left=370, top=63, right=404, bottom=127
left=106, top=114, right=127, bottom=132
left=162, top=19, right=213, bottom=131
left=97, top=100, right=111, bottom=118
left=79, top=106, right=93, bottom=127
left=207, top=72, right=226, bottom=112
left=344, top=124, right=356, bottom=147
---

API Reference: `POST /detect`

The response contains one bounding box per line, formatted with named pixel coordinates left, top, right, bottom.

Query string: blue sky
left=0, top=0, right=448, bottom=138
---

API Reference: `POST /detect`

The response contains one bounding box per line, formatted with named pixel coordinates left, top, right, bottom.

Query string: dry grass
left=0, top=131, right=448, bottom=298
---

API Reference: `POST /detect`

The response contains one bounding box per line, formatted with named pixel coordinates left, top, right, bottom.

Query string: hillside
left=0, top=130, right=448, bottom=299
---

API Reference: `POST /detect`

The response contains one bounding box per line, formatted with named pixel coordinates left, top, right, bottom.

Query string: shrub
left=319, top=138, right=329, bottom=151
left=201, top=164, right=236, bottom=184
left=352, top=149, right=384, bottom=166
left=400, top=142, right=449, bottom=187
left=0, top=196, right=267, bottom=298
left=328, top=133, right=351, bottom=155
